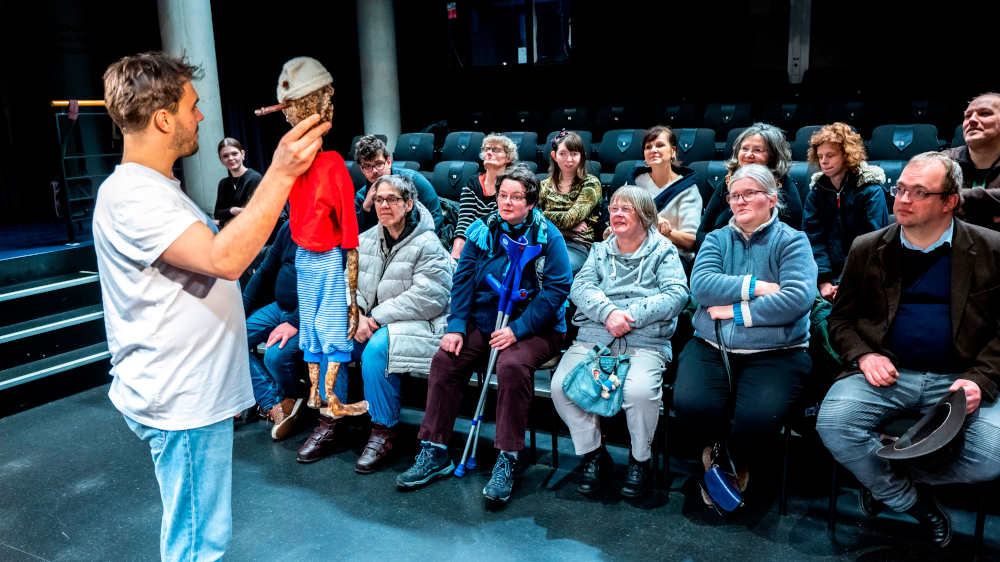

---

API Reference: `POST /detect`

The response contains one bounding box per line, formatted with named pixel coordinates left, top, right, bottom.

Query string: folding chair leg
left=779, top=424, right=791, bottom=516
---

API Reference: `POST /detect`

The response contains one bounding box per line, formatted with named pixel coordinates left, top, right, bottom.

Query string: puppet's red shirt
left=288, top=151, right=359, bottom=251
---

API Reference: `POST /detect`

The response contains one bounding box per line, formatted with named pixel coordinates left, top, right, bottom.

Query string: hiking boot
left=356, top=423, right=396, bottom=474
left=576, top=447, right=612, bottom=496
left=267, top=398, right=304, bottom=441
left=905, top=488, right=952, bottom=548
left=396, top=443, right=454, bottom=489
left=620, top=455, right=650, bottom=498
left=483, top=452, right=518, bottom=504
left=296, top=415, right=341, bottom=463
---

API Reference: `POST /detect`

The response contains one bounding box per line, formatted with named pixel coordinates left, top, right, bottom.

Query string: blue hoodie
left=447, top=208, right=572, bottom=340
left=691, top=209, right=817, bottom=351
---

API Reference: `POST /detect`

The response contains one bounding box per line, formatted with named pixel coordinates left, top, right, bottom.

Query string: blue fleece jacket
left=446, top=209, right=572, bottom=339
left=691, top=209, right=817, bottom=351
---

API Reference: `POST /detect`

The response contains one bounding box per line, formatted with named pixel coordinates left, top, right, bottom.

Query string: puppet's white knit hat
left=276, top=57, right=332, bottom=103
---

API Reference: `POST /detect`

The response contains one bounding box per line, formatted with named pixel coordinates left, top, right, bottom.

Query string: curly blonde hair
left=807, top=122, right=867, bottom=173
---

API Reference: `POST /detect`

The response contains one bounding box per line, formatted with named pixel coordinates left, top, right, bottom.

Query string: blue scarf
left=465, top=208, right=548, bottom=258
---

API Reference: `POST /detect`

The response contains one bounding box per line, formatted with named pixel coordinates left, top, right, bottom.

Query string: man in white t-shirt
left=95, top=52, right=329, bottom=561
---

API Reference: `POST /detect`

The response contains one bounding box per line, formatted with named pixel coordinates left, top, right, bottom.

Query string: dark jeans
left=418, top=328, right=564, bottom=451
left=673, top=338, right=810, bottom=462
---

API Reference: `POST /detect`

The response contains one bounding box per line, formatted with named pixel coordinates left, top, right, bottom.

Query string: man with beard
left=93, top=51, right=329, bottom=560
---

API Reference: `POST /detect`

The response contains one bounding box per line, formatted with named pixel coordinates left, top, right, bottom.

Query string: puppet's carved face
left=282, top=85, right=334, bottom=134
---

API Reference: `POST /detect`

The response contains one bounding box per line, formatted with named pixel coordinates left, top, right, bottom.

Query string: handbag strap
left=712, top=320, right=739, bottom=476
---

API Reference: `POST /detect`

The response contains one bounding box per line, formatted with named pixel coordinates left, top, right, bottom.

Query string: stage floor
left=0, top=384, right=995, bottom=561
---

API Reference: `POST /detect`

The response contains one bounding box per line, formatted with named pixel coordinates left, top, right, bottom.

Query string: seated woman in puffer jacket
left=296, top=174, right=454, bottom=474
left=673, top=163, right=817, bottom=506
left=551, top=186, right=689, bottom=499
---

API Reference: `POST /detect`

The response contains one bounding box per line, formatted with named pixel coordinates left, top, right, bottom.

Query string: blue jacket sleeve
left=802, top=189, right=833, bottom=281
left=410, top=170, right=444, bottom=234
left=690, top=229, right=756, bottom=306
left=861, top=184, right=890, bottom=233
left=781, top=179, right=804, bottom=231
left=508, top=227, right=572, bottom=340
left=279, top=306, right=299, bottom=329
left=445, top=238, right=482, bottom=334
left=740, top=231, right=817, bottom=327
left=354, top=185, right=377, bottom=234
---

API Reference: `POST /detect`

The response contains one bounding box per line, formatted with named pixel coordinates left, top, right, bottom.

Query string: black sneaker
left=483, top=452, right=518, bottom=504
left=395, top=443, right=454, bottom=489
left=576, top=447, right=612, bottom=496
left=620, top=455, right=650, bottom=498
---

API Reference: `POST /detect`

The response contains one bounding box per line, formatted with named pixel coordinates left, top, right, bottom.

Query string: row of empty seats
left=347, top=123, right=957, bottom=183
left=442, top=100, right=965, bottom=141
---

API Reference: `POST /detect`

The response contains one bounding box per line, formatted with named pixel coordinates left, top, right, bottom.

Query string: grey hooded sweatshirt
left=570, top=227, right=689, bottom=360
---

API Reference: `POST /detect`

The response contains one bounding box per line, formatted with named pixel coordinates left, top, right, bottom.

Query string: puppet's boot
left=323, top=361, right=369, bottom=417
left=307, top=362, right=323, bottom=409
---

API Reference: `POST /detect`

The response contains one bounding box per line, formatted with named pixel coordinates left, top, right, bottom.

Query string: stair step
left=0, top=304, right=104, bottom=344
left=0, top=342, right=110, bottom=391
left=0, top=271, right=99, bottom=302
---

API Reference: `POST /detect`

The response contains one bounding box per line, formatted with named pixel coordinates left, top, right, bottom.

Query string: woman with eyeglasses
left=397, top=165, right=571, bottom=507
left=674, top=164, right=817, bottom=507
left=695, top=123, right=803, bottom=251
left=452, top=134, right=519, bottom=259
left=803, top=123, right=889, bottom=302
left=215, top=137, right=263, bottom=228
left=551, top=186, right=688, bottom=499
left=297, top=174, right=454, bottom=473
left=537, top=131, right=602, bottom=274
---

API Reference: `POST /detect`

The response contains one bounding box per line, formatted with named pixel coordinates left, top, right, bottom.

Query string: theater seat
left=688, top=160, right=729, bottom=205
left=653, top=103, right=698, bottom=128
left=725, top=127, right=749, bottom=158
left=594, top=105, right=641, bottom=135
left=759, top=103, right=817, bottom=134
left=597, top=129, right=645, bottom=172
left=501, top=131, right=539, bottom=164
left=673, top=128, right=716, bottom=165
left=344, top=160, right=367, bottom=190
left=825, top=101, right=868, bottom=137
left=611, top=160, right=644, bottom=189
left=789, top=161, right=817, bottom=204
left=791, top=125, right=823, bottom=161
left=952, top=124, right=964, bottom=148
left=441, top=131, right=486, bottom=162
left=703, top=103, right=752, bottom=137
left=431, top=160, right=480, bottom=202
left=393, top=133, right=435, bottom=170
left=547, top=107, right=591, bottom=133
left=393, top=160, right=420, bottom=171
left=868, top=124, right=940, bottom=161
left=870, top=160, right=905, bottom=209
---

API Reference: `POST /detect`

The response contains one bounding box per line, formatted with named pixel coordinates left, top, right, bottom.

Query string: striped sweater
left=455, top=174, right=497, bottom=240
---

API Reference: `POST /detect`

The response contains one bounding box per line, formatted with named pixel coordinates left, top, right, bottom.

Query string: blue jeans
left=318, top=326, right=401, bottom=427
left=246, top=302, right=301, bottom=411
left=124, top=415, right=233, bottom=562
left=817, top=369, right=1000, bottom=511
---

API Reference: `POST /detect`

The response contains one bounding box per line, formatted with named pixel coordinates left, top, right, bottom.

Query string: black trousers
left=673, top=338, right=810, bottom=463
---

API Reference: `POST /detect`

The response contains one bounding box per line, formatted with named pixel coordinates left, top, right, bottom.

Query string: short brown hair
left=103, top=52, right=200, bottom=133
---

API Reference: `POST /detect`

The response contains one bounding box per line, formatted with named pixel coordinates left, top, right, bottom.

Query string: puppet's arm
left=347, top=248, right=359, bottom=339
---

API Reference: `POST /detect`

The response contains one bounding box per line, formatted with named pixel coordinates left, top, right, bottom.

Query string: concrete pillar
left=157, top=0, right=224, bottom=213
left=356, top=0, right=402, bottom=150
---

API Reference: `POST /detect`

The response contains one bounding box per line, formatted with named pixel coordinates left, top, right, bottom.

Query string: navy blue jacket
left=242, top=221, right=299, bottom=328
left=802, top=162, right=889, bottom=284
left=447, top=209, right=572, bottom=340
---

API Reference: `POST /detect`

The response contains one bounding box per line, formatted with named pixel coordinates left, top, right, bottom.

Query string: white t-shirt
left=634, top=172, right=703, bottom=260
left=92, top=163, right=254, bottom=430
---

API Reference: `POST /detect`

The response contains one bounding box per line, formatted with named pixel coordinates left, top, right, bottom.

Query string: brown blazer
left=828, top=219, right=1000, bottom=402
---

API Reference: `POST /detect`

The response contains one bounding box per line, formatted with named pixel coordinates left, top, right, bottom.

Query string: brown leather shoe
left=267, top=398, right=304, bottom=441
left=296, top=415, right=341, bottom=463
left=355, top=423, right=396, bottom=474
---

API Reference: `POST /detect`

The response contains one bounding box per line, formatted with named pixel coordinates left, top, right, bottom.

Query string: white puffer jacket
left=356, top=202, right=453, bottom=375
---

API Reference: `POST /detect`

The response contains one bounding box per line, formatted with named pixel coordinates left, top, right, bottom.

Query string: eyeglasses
left=360, top=160, right=388, bottom=173
left=890, top=185, right=950, bottom=201
left=374, top=196, right=404, bottom=206
left=738, top=145, right=768, bottom=156
left=608, top=204, right=635, bottom=214
left=725, top=190, right=769, bottom=203
left=482, top=146, right=506, bottom=154
left=497, top=192, right=526, bottom=202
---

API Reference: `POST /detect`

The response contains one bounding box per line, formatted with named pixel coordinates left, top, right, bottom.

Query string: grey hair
left=730, top=163, right=784, bottom=210
left=372, top=173, right=417, bottom=202
left=609, top=185, right=658, bottom=231
left=481, top=133, right=519, bottom=164
left=907, top=152, right=964, bottom=211
left=725, top=122, right=793, bottom=180
left=970, top=92, right=1000, bottom=105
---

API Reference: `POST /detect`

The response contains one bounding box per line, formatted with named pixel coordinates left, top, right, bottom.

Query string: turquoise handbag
left=561, top=338, right=630, bottom=417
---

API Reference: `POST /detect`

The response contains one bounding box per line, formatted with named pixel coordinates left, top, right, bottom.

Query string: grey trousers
left=817, top=369, right=1000, bottom=512
left=551, top=343, right=667, bottom=462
